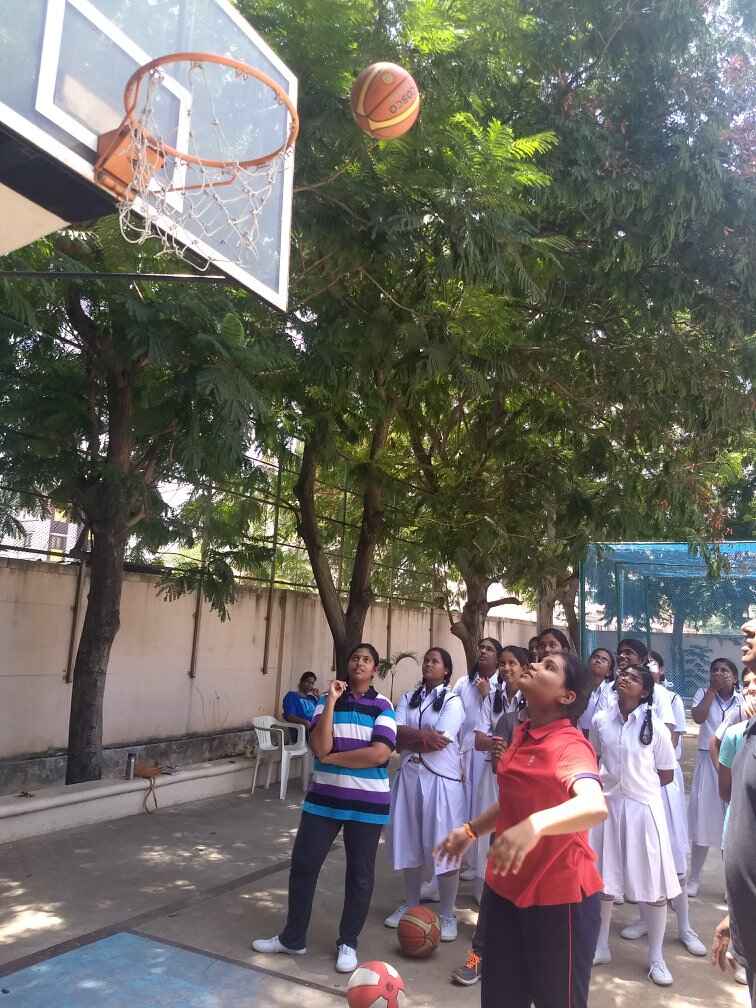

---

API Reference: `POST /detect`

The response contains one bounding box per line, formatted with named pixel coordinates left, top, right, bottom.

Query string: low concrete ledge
left=0, top=757, right=259, bottom=844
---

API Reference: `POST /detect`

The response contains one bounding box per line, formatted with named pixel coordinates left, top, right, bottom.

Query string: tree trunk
left=558, top=574, right=580, bottom=650
left=450, top=572, right=491, bottom=672
left=294, top=423, right=348, bottom=663
left=65, top=520, right=129, bottom=782
left=65, top=370, right=133, bottom=784
left=536, top=576, right=559, bottom=632
left=294, top=411, right=393, bottom=678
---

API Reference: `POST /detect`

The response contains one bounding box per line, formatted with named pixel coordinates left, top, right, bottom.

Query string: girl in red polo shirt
left=436, top=651, right=607, bottom=1008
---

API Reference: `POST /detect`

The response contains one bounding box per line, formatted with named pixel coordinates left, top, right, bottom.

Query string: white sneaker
left=620, top=919, right=648, bottom=940
left=336, top=944, right=358, bottom=973
left=593, top=946, right=612, bottom=966
left=613, top=896, right=625, bottom=906
left=679, top=929, right=707, bottom=957
left=384, top=903, right=409, bottom=928
left=460, top=868, right=477, bottom=881
left=686, top=879, right=700, bottom=897
left=251, top=935, right=306, bottom=955
left=648, top=960, right=673, bottom=986
left=421, top=880, right=440, bottom=902
left=440, top=914, right=458, bottom=941
left=734, top=964, right=748, bottom=985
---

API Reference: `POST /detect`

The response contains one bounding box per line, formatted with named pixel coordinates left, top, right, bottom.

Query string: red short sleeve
left=556, top=736, right=600, bottom=793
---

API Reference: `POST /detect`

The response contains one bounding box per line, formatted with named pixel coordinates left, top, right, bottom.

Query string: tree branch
left=486, top=596, right=521, bottom=612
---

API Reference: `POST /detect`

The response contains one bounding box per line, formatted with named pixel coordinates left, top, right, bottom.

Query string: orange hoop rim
left=122, top=51, right=299, bottom=171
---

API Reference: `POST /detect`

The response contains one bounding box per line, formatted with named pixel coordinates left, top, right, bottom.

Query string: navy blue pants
left=480, top=885, right=600, bottom=1008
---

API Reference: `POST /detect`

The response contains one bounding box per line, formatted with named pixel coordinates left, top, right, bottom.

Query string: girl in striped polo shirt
left=252, top=643, right=396, bottom=974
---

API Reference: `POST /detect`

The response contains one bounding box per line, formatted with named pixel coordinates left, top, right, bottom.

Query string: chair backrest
left=252, top=715, right=284, bottom=752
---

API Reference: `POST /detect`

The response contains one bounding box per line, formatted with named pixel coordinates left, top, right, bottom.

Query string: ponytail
left=432, top=687, right=448, bottom=713
left=639, top=668, right=655, bottom=746
left=408, top=684, right=424, bottom=709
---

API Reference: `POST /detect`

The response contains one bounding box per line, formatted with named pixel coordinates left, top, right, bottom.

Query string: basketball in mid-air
left=350, top=62, right=420, bottom=139
left=396, top=905, right=440, bottom=958
left=346, top=960, right=407, bottom=1008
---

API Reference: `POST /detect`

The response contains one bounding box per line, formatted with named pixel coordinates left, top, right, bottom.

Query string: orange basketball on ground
left=396, top=905, right=440, bottom=958
left=351, top=62, right=420, bottom=139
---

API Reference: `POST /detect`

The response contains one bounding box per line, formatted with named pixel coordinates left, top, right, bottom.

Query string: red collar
left=523, top=717, right=572, bottom=740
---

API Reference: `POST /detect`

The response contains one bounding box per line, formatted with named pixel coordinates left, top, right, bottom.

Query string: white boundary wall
left=0, top=558, right=535, bottom=760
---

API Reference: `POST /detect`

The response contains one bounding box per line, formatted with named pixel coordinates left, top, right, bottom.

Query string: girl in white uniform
left=594, top=639, right=675, bottom=726
left=590, top=663, right=681, bottom=987
left=386, top=647, right=466, bottom=940
left=470, top=645, right=530, bottom=900
left=452, top=637, right=501, bottom=879
left=578, top=648, right=615, bottom=736
left=620, top=651, right=706, bottom=956
left=687, top=657, right=742, bottom=896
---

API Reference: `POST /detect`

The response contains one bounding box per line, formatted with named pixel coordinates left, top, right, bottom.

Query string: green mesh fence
left=579, top=542, right=756, bottom=700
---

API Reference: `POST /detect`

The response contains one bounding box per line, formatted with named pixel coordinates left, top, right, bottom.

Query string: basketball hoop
left=94, top=52, right=299, bottom=269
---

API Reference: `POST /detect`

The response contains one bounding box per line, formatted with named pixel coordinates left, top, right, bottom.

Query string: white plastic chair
left=251, top=716, right=309, bottom=800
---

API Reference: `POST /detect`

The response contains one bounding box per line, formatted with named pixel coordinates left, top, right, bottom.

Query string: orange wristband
left=463, top=821, right=478, bottom=840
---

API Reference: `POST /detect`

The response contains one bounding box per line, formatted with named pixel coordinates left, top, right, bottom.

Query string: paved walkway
left=0, top=782, right=748, bottom=1007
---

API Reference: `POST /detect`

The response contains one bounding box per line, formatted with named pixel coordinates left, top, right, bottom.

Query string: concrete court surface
left=0, top=784, right=749, bottom=1008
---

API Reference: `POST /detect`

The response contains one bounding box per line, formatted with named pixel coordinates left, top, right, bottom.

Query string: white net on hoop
left=116, top=59, right=294, bottom=272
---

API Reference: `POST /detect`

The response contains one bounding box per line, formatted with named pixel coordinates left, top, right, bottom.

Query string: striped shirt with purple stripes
left=303, top=687, right=397, bottom=824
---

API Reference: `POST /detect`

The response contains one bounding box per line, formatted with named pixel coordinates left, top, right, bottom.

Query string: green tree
left=0, top=226, right=275, bottom=782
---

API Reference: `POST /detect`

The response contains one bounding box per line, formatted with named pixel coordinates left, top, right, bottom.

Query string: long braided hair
left=409, top=647, right=454, bottom=712
left=638, top=666, right=656, bottom=746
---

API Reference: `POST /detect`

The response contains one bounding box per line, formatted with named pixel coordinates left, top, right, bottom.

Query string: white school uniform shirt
left=666, top=687, right=687, bottom=762
left=691, top=687, right=742, bottom=750
left=395, top=683, right=465, bottom=779
left=475, top=674, right=520, bottom=736
left=578, top=679, right=613, bottom=733
left=595, top=678, right=674, bottom=728
left=452, top=674, right=495, bottom=754
left=590, top=704, right=676, bottom=805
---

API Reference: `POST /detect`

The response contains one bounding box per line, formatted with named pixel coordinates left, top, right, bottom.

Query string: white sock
left=403, top=866, right=423, bottom=908
left=597, top=898, right=613, bottom=950
left=438, top=870, right=459, bottom=919
left=671, top=887, right=691, bottom=935
left=689, top=844, right=708, bottom=883
left=644, top=902, right=667, bottom=964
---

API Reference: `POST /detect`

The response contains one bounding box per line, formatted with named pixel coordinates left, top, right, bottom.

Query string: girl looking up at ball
left=437, top=651, right=607, bottom=1008
left=589, top=664, right=681, bottom=986
left=385, top=647, right=465, bottom=941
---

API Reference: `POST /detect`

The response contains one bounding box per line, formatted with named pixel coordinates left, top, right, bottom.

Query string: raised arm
left=309, top=680, right=345, bottom=758
left=489, top=777, right=607, bottom=876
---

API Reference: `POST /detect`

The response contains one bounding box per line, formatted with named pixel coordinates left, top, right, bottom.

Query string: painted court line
left=0, top=858, right=291, bottom=977
left=127, top=928, right=346, bottom=999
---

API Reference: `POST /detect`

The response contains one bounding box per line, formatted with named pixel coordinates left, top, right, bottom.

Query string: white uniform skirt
left=589, top=794, right=682, bottom=903
left=390, top=760, right=467, bottom=875
left=662, top=763, right=689, bottom=876
left=688, top=749, right=726, bottom=848
left=473, top=760, right=499, bottom=879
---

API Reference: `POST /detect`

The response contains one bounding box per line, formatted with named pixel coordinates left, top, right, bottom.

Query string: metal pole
left=273, top=591, right=289, bottom=715
left=261, top=454, right=284, bottom=675
left=188, top=572, right=203, bottom=679
left=614, top=563, right=624, bottom=652
left=578, top=558, right=587, bottom=662
left=644, top=576, right=652, bottom=654
left=64, top=556, right=87, bottom=683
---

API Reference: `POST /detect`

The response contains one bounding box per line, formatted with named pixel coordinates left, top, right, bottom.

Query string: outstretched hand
left=433, top=826, right=474, bottom=863
left=488, top=818, right=538, bottom=876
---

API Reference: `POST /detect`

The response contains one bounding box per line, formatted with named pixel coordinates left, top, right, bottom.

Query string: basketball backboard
left=0, top=0, right=298, bottom=309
